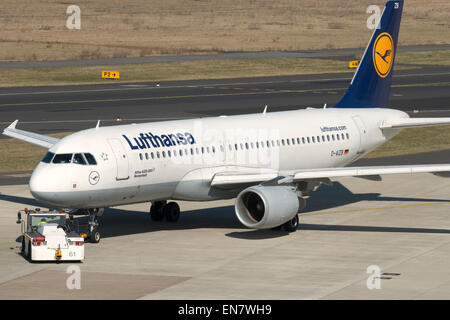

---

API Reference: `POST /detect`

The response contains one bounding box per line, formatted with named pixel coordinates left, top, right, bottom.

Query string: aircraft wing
left=380, top=118, right=450, bottom=129
left=211, top=164, right=450, bottom=188
left=2, top=120, right=59, bottom=149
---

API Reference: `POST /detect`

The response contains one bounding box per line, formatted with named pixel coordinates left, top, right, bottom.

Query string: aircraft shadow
left=304, top=182, right=449, bottom=213
left=0, top=193, right=43, bottom=208
left=299, top=223, right=450, bottom=234
left=2, top=181, right=449, bottom=241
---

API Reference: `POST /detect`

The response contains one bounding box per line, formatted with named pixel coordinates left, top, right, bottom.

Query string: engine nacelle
left=235, top=185, right=301, bottom=229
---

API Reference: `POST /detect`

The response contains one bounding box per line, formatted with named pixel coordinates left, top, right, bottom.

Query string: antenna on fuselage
left=323, top=103, right=327, bottom=109
left=95, top=120, right=100, bottom=130
left=263, top=105, right=268, bottom=115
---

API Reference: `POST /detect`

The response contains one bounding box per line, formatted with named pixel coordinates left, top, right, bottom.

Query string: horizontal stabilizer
left=3, top=120, right=59, bottom=149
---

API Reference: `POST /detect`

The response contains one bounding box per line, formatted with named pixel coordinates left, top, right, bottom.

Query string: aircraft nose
left=29, top=165, right=54, bottom=205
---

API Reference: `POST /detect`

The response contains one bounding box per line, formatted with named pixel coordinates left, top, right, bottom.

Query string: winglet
left=7, top=119, right=19, bottom=130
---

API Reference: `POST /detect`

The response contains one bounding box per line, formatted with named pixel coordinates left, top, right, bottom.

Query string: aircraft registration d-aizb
left=3, top=0, right=450, bottom=242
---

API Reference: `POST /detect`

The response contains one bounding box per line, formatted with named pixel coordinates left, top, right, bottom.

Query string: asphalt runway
left=0, top=65, right=450, bottom=135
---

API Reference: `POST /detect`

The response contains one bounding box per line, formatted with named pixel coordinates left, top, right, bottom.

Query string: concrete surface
left=0, top=173, right=449, bottom=299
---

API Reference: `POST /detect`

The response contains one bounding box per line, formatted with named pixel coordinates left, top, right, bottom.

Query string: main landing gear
left=281, top=215, right=299, bottom=232
left=272, top=215, right=299, bottom=233
left=150, top=201, right=180, bottom=222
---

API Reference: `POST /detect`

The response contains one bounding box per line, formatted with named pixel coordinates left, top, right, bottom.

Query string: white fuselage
left=29, top=107, right=408, bottom=208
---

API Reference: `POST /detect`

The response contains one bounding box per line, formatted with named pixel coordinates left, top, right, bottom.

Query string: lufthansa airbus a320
left=4, top=0, right=450, bottom=242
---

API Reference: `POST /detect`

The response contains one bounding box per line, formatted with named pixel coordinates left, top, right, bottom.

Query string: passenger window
left=168, top=150, right=171, bottom=157
left=151, top=152, right=155, bottom=159
left=312, top=137, right=315, bottom=143
left=346, top=133, right=350, bottom=139
left=84, top=153, right=97, bottom=165
left=73, top=153, right=86, bottom=165
left=307, top=137, right=310, bottom=143
left=327, top=135, right=330, bottom=142
left=145, top=153, right=149, bottom=160
left=53, top=153, right=73, bottom=164
left=41, top=152, right=55, bottom=163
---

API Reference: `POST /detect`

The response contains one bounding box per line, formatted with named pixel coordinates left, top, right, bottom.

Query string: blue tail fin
left=333, top=0, right=403, bottom=109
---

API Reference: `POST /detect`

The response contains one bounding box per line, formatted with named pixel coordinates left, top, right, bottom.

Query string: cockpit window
left=52, top=153, right=73, bottom=164
left=41, top=152, right=55, bottom=163
left=73, top=153, right=86, bottom=165
left=84, top=153, right=97, bottom=165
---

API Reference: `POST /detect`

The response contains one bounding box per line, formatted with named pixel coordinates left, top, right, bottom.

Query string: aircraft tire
left=164, top=202, right=180, bottom=222
left=281, top=215, right=299, bottom=232
left=150, top=201, right=166, bottom=221
left=89, top=229, right=101, bottom=243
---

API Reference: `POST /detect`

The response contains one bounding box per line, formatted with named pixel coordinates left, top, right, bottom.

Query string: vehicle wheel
left=281, top=215, right=299, bottom=232
left=27, top=241, right=32, bottom=260
left=89, top=229, right=101, bottom=243
left=150, top=201, right=165, bottom=221
left=164, top=202, right=180, bottom=222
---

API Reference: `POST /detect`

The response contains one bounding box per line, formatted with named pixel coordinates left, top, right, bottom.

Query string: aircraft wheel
left=164, top=202, right=180, bottom=222
left=88, top=229, right=101, bottom=243
left=150, top=201, right=166, bottom=221
left=281, top=215, right=299, bottom=232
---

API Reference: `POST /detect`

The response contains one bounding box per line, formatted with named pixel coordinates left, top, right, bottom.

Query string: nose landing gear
left=150, top=201, right=180, bottom=223
left=86, top=207, right=103, bottom=243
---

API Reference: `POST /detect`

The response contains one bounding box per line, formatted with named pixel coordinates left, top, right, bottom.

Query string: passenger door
left=107, top=138, right=130, bottom=180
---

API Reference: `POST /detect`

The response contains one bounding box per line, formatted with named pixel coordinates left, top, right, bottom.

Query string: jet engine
left=235, top=185, right=301, bottom=229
